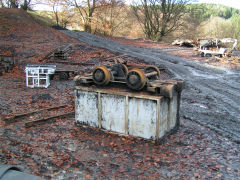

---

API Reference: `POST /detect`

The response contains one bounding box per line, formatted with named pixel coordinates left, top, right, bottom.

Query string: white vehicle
left=199, top=38, right=237, bottom=57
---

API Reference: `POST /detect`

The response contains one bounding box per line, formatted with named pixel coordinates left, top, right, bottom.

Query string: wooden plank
left=40, top=44, right=72, bottom=61
left=4, top=104, right=67, bottom=123
left=48, top=61, right=95, bottom=66
left=25, top=111, right=75, bottom=128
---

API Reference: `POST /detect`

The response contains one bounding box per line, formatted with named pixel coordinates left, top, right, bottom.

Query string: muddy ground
left=62, top=30, right=240, bottom=144
left=0, top=77, right=239, bottom=179
left=0, top=16, right=239, bottom=178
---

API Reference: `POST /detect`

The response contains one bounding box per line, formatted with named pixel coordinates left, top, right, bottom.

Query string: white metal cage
left=25, top=65, right=56, bottom=88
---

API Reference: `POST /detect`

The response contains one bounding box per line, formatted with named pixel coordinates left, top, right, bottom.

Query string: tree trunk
left=10, top=0, right=18, bottom=8
left=84, top=23, right=91, bottom=33
left=22, top=0, right=27, bottom=10
left=53, top=4, right=59, bottom=26
left=0, top=0, right=4, bottom=8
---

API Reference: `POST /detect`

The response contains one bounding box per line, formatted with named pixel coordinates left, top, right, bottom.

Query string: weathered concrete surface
left=128, top=97, right=158, bottom=139
left=75, top=90, right=98, bottom=128
left=62, top=30, right=240, bottom=143
left=101, top=94, right=126, bottom=134
left=75, top=87, right=178, bottom=140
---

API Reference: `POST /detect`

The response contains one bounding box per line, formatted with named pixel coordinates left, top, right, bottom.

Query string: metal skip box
left=75, top=86, right=180, bottom=140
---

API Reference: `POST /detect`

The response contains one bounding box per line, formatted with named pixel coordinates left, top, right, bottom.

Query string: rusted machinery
left=0, top=53, right=15, bottom=75
left=74, top=63, right=183, bottom=98
left=74, top=63, right=184, bottom=140
left=199, top=38, right=238, bottom=57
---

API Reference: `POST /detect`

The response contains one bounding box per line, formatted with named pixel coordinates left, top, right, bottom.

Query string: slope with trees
left=132, top=0, right=192, bottom=41
left=0, top=0, right=32, bottom=10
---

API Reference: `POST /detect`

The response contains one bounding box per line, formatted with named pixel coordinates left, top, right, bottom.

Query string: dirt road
left=62, top=30, right=240, bottom=143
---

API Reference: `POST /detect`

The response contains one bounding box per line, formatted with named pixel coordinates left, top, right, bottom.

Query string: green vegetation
left=186, top=3, right=240, bottom=20
left=7, top=2, right=239, bottom=49
left=27, top=10, right=56, bottom=27
left=2, top=25, right=9, bottom=30
left=181, top=4, right=240, bottom=49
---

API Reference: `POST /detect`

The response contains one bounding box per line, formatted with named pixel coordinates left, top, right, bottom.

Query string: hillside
left=0, top=8, right=119, bottom=80
left=0, top=8, right=77, bottom=63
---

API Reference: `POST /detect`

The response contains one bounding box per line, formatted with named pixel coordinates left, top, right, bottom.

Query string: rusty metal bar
left=4, top=104, right=68, bottom=123
left=25, top=111, right=75, bottom=128
left=145, top=71, right=158, bottom=77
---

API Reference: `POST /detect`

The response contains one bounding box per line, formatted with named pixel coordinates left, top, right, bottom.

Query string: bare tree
left=59, top=5, right=75, bottom=28
left=51, top=0, right=60, bottom=26
left=0, top=0, right=5, bottom=7
left=21, top=0, right=32, bottom=10
left=64, top=0, right=98, bottom=32
left=94, top=0, right=126, bottom=36
left=0, top=0, right=33, bottom=9
left=8, top=0, right=19, bottom=8
left=132, top=0, right=193, bottom=41
left=45, top=0, right=74, bottom=28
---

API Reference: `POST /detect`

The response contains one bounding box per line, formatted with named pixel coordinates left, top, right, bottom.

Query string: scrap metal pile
left=74, top=62, right=184, bottom=98
left=198, top=38, right=238, bottom=57
left=40, top=44, right=73, bottom=62
left=0, top=53, right=15, bottom=76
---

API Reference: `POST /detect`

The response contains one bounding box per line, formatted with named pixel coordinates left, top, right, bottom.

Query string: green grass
left=27, top=10, right=56, bottom=27
left=2, top=25, right=9, bottom=30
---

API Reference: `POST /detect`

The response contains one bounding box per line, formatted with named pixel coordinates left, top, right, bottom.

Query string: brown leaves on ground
left=0, top=8, right=239, bottom=180
left=0, top=111, right=239, bottom=179
left=0, top=8, right=118, bottom=66
left=0, top=76, right=239, bottom=179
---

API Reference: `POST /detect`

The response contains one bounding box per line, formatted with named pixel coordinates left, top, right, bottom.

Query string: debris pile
left=0, top=52, right=15, bottom=76
left=198, top=38, right=238, bottom=57
left=53, top=44, right=72, bottom=60
left=172, top=39, right=196, bottom=47
left=214, top=55, right=240, bottom=65
left=42, top=44, right=73, bottom=62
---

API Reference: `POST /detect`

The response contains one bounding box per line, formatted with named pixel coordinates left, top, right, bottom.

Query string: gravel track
left=61, top=30, right=240, bottom=143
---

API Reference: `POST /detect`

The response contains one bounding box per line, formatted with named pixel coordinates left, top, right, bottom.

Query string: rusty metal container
left=75, top=85, right=181, bottom=140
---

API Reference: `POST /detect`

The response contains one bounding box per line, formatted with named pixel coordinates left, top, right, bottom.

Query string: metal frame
left=25, top=65, right=56, bottom=88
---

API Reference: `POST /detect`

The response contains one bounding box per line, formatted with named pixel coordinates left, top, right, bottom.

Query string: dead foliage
left=0, top=8, right=239, bottom=179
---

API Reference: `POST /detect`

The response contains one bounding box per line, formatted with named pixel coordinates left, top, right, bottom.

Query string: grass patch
left=27, top=10, right=56, bottom=27
left=2, top=25, right=9, bottom=30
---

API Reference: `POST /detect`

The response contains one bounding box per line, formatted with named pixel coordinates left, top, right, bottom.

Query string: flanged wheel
left=144, top=65, right=160, bottom=80
left=93, top=66, right=110, bottom=85
left=59, top=72, right=69, bottom=80
left=126, top=68, right=146, bottom=90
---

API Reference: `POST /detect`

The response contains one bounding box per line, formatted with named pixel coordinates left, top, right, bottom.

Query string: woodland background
left=1, top=0, right=240, bottom=49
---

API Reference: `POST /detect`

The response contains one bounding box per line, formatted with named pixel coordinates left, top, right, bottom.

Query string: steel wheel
left=93, top=66, right=110, bottom=85
left=144, top=65, right=160, bottom=80
left=126, top=69, right=146, bottom=90
left=59, top=72, right=69, bottom=80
